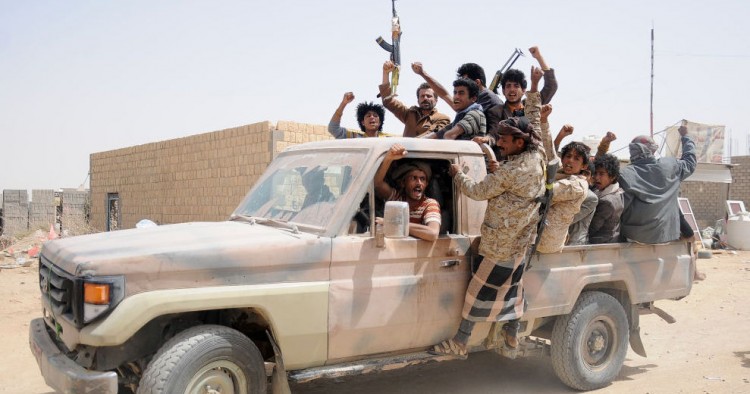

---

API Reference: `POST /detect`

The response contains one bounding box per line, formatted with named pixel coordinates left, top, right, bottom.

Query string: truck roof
left=285, top=137, right=488, bottom=156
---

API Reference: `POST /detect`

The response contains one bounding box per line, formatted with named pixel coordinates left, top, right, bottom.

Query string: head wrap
left=497, top=116, right=541, bottom=147
left=391, top=160, right=432, bottom=184
left=629, top=135, right=658, bottom=162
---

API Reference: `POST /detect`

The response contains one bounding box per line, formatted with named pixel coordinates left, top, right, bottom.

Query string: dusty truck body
left=29, top=138, right=695, bottom=393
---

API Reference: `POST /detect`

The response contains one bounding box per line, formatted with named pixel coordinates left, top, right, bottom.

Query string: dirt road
left=3, top=251, right=749, bottom=393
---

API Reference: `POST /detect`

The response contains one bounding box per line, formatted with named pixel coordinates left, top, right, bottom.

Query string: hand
left=387, top=143, right=408, bottom=159
left=472, top=136, right=490, bottom=144
left=678, top=125, right=688, bottom=136
left=487, top=159, right=499, bottom=173
left=530, top=66, right=543, bottom=85
left=602, top=131, right=617, bottom=143
left=449, top=163, right=462, bottom=177
left=383, top=60, right=395, bottom=72
left=560, top=124, right=574, bottom=137
left=529, top=46, right=541, bottom=59
left=411, top=62, right=424, bottom=76
left=541, top=104, right=553, bottom=122
left=342, top=92, right=355, bottom=104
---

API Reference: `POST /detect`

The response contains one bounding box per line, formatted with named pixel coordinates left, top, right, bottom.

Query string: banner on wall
left=662, top=120, right=725, bottom=163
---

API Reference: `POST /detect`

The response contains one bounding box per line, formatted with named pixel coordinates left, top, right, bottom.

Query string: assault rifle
left=375, top=0, right=401, bottom=98
left=488, top=48, right=524, bottom=94
left=525, top=159, right=559, bottom=271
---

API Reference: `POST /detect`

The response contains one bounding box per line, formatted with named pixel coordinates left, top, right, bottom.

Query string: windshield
left=232, top=149, right=366, bottom=229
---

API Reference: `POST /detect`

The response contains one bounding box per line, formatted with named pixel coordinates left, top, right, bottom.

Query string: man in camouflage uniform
left=431, top=67, right=546, bottom=358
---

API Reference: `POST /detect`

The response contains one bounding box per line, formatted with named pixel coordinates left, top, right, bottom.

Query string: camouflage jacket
left=453, top=93, right=546, bottom=261
left=537, top=172, right=588, bottom=253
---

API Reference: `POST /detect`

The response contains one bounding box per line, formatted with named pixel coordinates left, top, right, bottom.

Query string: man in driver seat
left=374, top=143, right=441, bottom=242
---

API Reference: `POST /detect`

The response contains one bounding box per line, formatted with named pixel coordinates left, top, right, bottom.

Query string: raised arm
left=596, top=132, right=617, bottom=157
left=526, top=66, right=553, bottom=162
left=380, top=60, right=410, bottom=124
left=328, top=92, right=355, bottom=138
left=529, top=46, right=558, bottom=105
left=554, top=124, right=574, bottom=153
left=677, top=124, right=698, bottom=180
left=374, top=144, right=406, bottom=200
left=412, top=62, right=457, bottom=111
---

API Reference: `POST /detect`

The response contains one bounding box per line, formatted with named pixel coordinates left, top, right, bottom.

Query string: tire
left=137, top=325, right=267, bottom=394
left=551, top=291, right=629, bottom=391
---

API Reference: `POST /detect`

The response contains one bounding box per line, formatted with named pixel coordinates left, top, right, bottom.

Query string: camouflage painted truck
left=29, top=138, right=695, bottom=393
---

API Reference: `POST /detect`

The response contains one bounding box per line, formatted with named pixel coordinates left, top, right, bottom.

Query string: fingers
left=411, top=62, right=423, bottom=74
left=541, top=104, right=553, bottom=117
left=561, top=124, right=574, bottom=135
left=529, top=46, right=539, bottom=57
left=389, top=143, right=407, bottom=157
left=343, top=92, right=355, bottom=103
left=383, top=60, right=395, bottom=71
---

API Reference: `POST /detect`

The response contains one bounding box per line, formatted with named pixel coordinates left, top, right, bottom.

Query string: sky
left=2, top=0, right=750, bottom=192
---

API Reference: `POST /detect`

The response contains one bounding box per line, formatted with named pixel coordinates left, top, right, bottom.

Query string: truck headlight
left=82, top=276, right=125, bottom=324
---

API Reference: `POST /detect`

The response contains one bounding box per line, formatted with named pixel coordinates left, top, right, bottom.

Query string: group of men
left=326, top=46, right=698, bottom=358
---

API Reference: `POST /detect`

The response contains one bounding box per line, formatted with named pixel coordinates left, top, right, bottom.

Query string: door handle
left=440, top=259, right=460, bottom=268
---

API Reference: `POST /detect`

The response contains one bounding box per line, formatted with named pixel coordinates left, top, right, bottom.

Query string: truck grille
left=39, top=255, right=80, bottom=326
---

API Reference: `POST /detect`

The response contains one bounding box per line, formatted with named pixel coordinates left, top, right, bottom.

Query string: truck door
left=327, top=157, right=473, bottom=360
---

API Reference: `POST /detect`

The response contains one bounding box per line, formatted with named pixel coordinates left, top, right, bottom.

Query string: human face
left=502, top=81, right=525, bottom=105
left=452, top=86, right=475, bottom=111
left=417, top=88, right=437, bottom=111
left=363, top=110, right=381, bottom=133
left=496, top=135, right=525, bottom=157
left=593, top=167, right=615, bottom=191
left=562, top=150, right=585, bottom=175
left=401, top=169, right=428, bottom=202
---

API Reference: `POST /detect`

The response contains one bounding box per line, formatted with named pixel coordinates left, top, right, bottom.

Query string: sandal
left=429, top=339, right=468, bottom=360
left=501, top=322, right=519, bottom=349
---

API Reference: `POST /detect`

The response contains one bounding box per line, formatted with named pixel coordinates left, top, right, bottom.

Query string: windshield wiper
left=237, top=216, right=300, bottom=234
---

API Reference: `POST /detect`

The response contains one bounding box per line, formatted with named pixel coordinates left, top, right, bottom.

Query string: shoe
left=429, top=339, right=468, bottom=360
left=501, top=322, right=519, bottom=349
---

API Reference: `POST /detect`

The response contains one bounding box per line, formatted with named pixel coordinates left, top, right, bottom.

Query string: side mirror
left=383, top=201, right=409, bottom=238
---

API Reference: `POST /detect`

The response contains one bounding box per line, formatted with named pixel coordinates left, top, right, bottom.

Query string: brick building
left=680, top=157, right=749, bottom=227
left=89, top=121, right=334, bottom=231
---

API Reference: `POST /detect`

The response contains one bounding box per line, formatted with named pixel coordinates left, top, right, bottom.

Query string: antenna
left=650, top=23, right=655, bottom=137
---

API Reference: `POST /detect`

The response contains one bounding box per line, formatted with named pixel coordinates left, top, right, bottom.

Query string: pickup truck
left=29, top=137, right=695, bottom=393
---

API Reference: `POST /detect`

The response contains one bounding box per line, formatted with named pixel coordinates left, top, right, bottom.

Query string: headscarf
left=629, top=135, right=658, bottom=162
left=497, top=116, right=541, bottom=148
left=391, top=160, right=432, bottom=184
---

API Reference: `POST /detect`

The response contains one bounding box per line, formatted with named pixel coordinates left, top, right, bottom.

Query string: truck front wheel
left=551, top=291, right=629, bottom=391
left=137, top=325, right=266, bottom=394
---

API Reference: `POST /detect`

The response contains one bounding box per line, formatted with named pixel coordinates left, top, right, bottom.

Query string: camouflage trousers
left=462, top=252, right=526, bottom=322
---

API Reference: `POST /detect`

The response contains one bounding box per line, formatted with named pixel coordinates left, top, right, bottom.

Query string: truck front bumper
left=29, top=318, right=118, bottom=394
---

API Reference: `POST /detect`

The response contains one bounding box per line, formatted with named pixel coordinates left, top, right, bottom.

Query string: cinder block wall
left=679, top=156, right=750, bottom=228
left=680, top=182, right=730, bottom=227
left=729, top=156, right=750, bottom=211
left=89, top=121, right=333, bottom=231
left=29, top=189, right=56, bottom=231
left=2, top=189, right=29, bottom=237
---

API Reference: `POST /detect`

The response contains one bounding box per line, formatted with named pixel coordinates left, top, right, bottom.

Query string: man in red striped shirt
left=374, top=144, right=441, bottom=241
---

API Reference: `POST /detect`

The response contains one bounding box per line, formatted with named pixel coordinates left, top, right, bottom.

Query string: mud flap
left=628, top=305, right=647, bottom=357
left=267, top=330, right=291, bottom=394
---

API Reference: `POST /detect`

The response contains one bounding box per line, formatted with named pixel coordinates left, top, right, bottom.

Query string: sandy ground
left=2, top=246, right=748, bottom=393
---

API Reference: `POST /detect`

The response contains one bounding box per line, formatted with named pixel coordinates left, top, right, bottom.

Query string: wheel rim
left=581, top=315, right=617, bottom=369
left=184, top=360, right=248, bottom=394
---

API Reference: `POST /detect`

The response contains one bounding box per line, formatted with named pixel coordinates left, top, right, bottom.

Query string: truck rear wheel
left=551, top=291, right=629, bottom=391
left=137, top=324, right=266, bottom=394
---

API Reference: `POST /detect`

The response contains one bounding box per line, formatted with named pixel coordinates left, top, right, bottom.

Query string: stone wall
left=89, top=120, right=333, bottom=231
left=729, top=156, right=750, bottom=210
left=28, top=189, right=56, bottom=231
